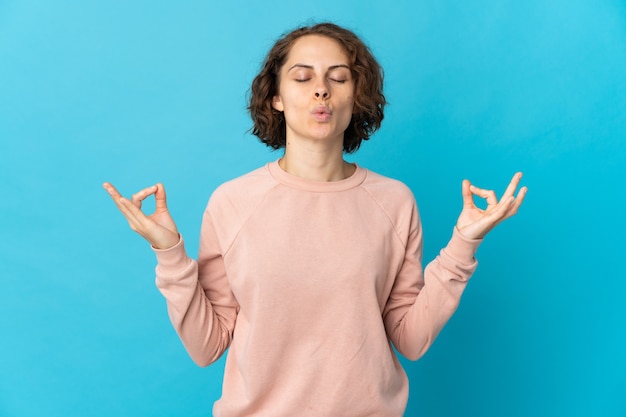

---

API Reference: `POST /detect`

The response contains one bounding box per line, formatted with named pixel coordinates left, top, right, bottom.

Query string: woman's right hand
left=103, top=182, right=180, bottom=250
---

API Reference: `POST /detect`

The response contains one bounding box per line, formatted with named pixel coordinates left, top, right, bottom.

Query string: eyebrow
left=287, top=63, right=350, bottom=72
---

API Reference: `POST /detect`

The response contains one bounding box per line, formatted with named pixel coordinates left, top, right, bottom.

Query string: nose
left=314, top=81, right=329, bottom=99
left=315, top=90, right=329, bottom=99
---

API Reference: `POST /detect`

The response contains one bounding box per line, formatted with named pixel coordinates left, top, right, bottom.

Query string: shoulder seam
left=220, top=182, right=281, bottom=257
left=357, top=184, right=411, bottom=248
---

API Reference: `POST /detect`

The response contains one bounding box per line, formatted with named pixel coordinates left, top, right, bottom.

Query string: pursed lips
left=312, top=106, right=332, bottom=122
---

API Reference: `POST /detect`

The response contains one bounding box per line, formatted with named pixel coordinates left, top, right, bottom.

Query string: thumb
left=154, top=183, right=168, bottom=211
left=461, top=179, right=474, bottom=208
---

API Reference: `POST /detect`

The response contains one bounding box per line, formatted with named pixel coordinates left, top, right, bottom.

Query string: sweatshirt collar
left=267, top=159, right=367, bottom=192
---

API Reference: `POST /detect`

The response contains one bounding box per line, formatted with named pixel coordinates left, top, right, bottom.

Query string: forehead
left=283, top=35, right=350, bottom=68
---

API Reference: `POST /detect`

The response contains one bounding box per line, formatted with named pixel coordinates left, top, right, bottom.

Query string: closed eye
left=330, top=78, right=347, bottom=84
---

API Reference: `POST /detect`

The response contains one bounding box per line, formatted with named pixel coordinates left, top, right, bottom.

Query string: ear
left=272, top=95, right=284, bottom=112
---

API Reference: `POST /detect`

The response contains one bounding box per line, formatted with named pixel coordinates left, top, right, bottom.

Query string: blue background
left=1, top=0, right=625, bottom=416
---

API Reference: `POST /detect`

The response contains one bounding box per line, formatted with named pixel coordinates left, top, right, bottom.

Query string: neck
left=279, top=140, right=354, bottom=182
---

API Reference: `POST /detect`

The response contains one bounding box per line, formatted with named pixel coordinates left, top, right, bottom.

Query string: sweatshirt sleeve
left=382, top=202, right=482, bottom=361
left=154, top=209, right=239, bottom=367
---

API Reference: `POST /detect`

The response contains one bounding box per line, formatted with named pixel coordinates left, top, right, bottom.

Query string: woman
left=104, top=22, right=526, bottom=417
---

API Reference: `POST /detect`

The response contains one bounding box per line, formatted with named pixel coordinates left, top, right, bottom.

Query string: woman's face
left=272, top=35, right=355, bottom=148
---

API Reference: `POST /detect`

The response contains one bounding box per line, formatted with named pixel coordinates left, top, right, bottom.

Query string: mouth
left=312, top=106, right=332, bottom=122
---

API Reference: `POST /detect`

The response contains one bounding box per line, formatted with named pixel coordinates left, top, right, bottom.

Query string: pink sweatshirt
left=154, top=160, right=481, bottom=417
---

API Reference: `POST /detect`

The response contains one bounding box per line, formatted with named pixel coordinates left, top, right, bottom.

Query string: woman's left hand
left=456, top=172, right=528, bottom=240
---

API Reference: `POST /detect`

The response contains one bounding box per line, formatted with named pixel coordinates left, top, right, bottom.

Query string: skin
left=272, top=35, right=356, bottom=182
left=102, top=182, right=179, bottom=249
left=103, top=34, right=527, bottom=249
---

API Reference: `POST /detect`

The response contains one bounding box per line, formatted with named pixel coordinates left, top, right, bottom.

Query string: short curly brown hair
left=248, top=22, right=386, bottom=154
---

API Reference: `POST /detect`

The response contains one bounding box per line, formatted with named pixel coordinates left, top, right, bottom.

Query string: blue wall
left=1, top=1, right=624, bottom=416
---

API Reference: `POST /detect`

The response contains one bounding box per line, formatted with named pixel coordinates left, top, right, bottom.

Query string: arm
left=383, top=213, right=480, bottom=360
left=383, top=173, right=526, bottom=360
left=154, top=212, right=238, bottom=367
left=103, top=182, right=237, bottom=366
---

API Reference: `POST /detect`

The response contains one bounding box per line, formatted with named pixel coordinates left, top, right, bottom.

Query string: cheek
left=339, top=93, right=355, bottom=114
left=340, top=85, right=355, bottom=109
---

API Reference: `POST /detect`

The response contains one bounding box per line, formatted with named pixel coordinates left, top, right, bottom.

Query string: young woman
left=104, top=23, right=526, bottom=417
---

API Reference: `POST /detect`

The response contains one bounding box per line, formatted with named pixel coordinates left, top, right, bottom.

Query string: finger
left=154, top=183, right=168, bottom=211
left=507, top=185, right=528, bottom=216
left=103, top=183, right=137, bottom=218
left=118, top=196, right=155, bottom=233
left=103, top=182, right=125, bottom=201
left=461, top=179, right=475, bottom=208
left=500, top=172, right=523, bottom=201
left=130, top=185, right=158, bottom=209
left=469, top=185, right=498, bottom=207
left=104, top=183, right=161, bottom=240
left=486, top=195, right=516, bottom=224
left=484, top=185, right=528, bottom=230
left=115, top=196, right=142, bottom=224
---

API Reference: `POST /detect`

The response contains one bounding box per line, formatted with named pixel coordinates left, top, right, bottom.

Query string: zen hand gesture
left=456, top=172, right=527, bottom=240
left=103, top=182, right=180, bottom=250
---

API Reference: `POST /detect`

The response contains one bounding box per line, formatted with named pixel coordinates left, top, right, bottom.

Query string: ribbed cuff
left=153, top=235, right=192, bottom=276
left=445, top=227, right=483, bottom=264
